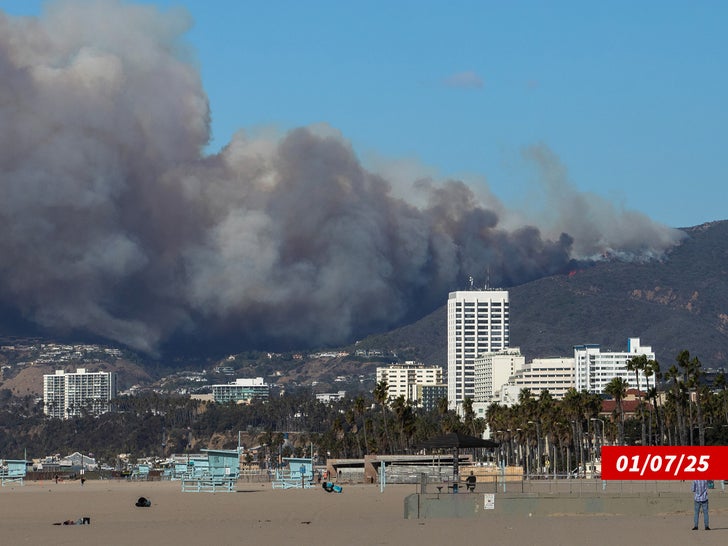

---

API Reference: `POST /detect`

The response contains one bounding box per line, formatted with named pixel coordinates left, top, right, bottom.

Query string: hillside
left=353, top=220, right=728, bottom=370
left=2, top=221, right=727, bottom=389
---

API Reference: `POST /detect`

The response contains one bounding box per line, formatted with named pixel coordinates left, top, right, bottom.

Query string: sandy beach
left=1, top=479, right=725, bottom=546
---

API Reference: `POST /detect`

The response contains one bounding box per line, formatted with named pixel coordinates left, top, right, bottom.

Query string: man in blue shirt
left=691, top=480, right=710, bottom=530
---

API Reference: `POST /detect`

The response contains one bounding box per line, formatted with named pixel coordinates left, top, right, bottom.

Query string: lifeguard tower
left=181, top=449, right=239, bottom=492
left=1, top=459, right=28, bottom=486
left=130, top=463, right=151, bottom=480
left=271, top=457, right=315, bottom=489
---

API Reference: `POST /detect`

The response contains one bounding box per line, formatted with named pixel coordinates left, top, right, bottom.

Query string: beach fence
left=237, top=469, right=270, bottom=483
left=371, top=462, right=524, bottom=488
left=181, top=475, right=237, bottom=492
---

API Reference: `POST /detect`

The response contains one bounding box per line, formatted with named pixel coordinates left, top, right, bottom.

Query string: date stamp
left=601, top=446, right=728, bottom=480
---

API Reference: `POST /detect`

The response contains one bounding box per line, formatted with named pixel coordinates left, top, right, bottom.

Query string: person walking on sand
left=691, top=479, right=710, bottom=530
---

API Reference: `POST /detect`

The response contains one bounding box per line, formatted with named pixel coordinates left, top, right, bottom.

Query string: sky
left=3, top=0, right=726, bottom=230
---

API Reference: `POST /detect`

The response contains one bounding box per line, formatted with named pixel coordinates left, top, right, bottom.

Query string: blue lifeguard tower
left=130, top=463, right=151, bottom=480
left=272, top=457, right=315, bottom=489
left=1, top=459, right=28, bottom=486
left=181, top=449, right=240, bottom=493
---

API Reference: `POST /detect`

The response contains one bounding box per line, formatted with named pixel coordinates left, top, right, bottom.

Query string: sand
left=0, top=479, right=723, bottom=545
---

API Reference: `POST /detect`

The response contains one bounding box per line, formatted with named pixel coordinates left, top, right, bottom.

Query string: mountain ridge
left=352, top=220, right=728, bottom=370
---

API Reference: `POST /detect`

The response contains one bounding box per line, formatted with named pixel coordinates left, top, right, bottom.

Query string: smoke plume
left=0, top=2, right=685, bottom=354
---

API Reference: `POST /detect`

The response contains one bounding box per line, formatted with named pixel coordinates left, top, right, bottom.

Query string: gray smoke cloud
left=0, top=2, right=685, bottom=354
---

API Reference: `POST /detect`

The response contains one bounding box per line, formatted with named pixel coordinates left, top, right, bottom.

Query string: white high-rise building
left=574, top=337, right=654, bottom=394
left=43, top=368, right=117, bottom=419
left=447, top=289, right=509, bottom=410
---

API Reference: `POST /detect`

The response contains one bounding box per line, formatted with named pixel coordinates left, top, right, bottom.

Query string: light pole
left=495, top=430, right=507, bottom=492
left=591, top=418, right=605, bottom=469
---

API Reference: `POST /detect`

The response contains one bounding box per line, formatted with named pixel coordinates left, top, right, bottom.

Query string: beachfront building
left=574, top=337, right=655, bottom=394
left=43, top=368, right=117, bottom=419
left=413, top=383, right=448, bottom=412
left=375, top=362, right=443, bottom=405
left=473, top=348, right=525, bottom=405
left=447, top=289, right=509, bottom=411
left=212, top=377, right=269, bottom=404
left=498, top=357, right=576, bottom=405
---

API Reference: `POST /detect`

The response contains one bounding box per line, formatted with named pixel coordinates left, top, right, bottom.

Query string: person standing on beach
left=691, top=479, right=710, bottom=530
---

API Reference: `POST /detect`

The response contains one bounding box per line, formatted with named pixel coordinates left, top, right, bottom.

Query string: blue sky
left=4, top=0, right=727, bottom=228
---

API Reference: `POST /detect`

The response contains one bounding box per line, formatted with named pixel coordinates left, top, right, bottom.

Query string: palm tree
left=664, top=364, right=687, bottom=445
left=626, top=355, right=648, bottom=446
left=353, top=395, right=369, bottom=455
left=391, top=395, right=416, bottom=452
left=373, top=380, right=391, bottom=453
left=486, top=402, right=508, bottom=465
left=643, top=359, right=662, bottom=445
left=462, top=397, right=476, bottom=436
left=560, top=388, right=584, bottom=469
left=517, top=389, right=538, bottom=475
left=604, top=377, right=628, bottom=445
left=677, top=350, right=706, bottom=445
left=344, top=408, right=362, bottom=457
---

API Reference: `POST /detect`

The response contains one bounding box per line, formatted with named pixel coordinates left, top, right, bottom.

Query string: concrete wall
left=404, top=490, right=728, bottom=519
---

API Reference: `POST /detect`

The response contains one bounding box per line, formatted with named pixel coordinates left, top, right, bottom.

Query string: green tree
left=373, top=380, right=391, bottom=453
left=664, top=364, right=687, bottom=445
left=604, top=377, right=629, bottom=445
left=626, top=355, right=648, bottom=445
left=677, top=350, right=706, bottom=445
left=353, top=395, right=369, bottom=455
left=462, top=397, right=476, bottom=436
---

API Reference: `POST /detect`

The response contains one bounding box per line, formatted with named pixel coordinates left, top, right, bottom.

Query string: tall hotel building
left=447, top=289, right=509, bottom=410
left=43, top=368, right=117, bottom=419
